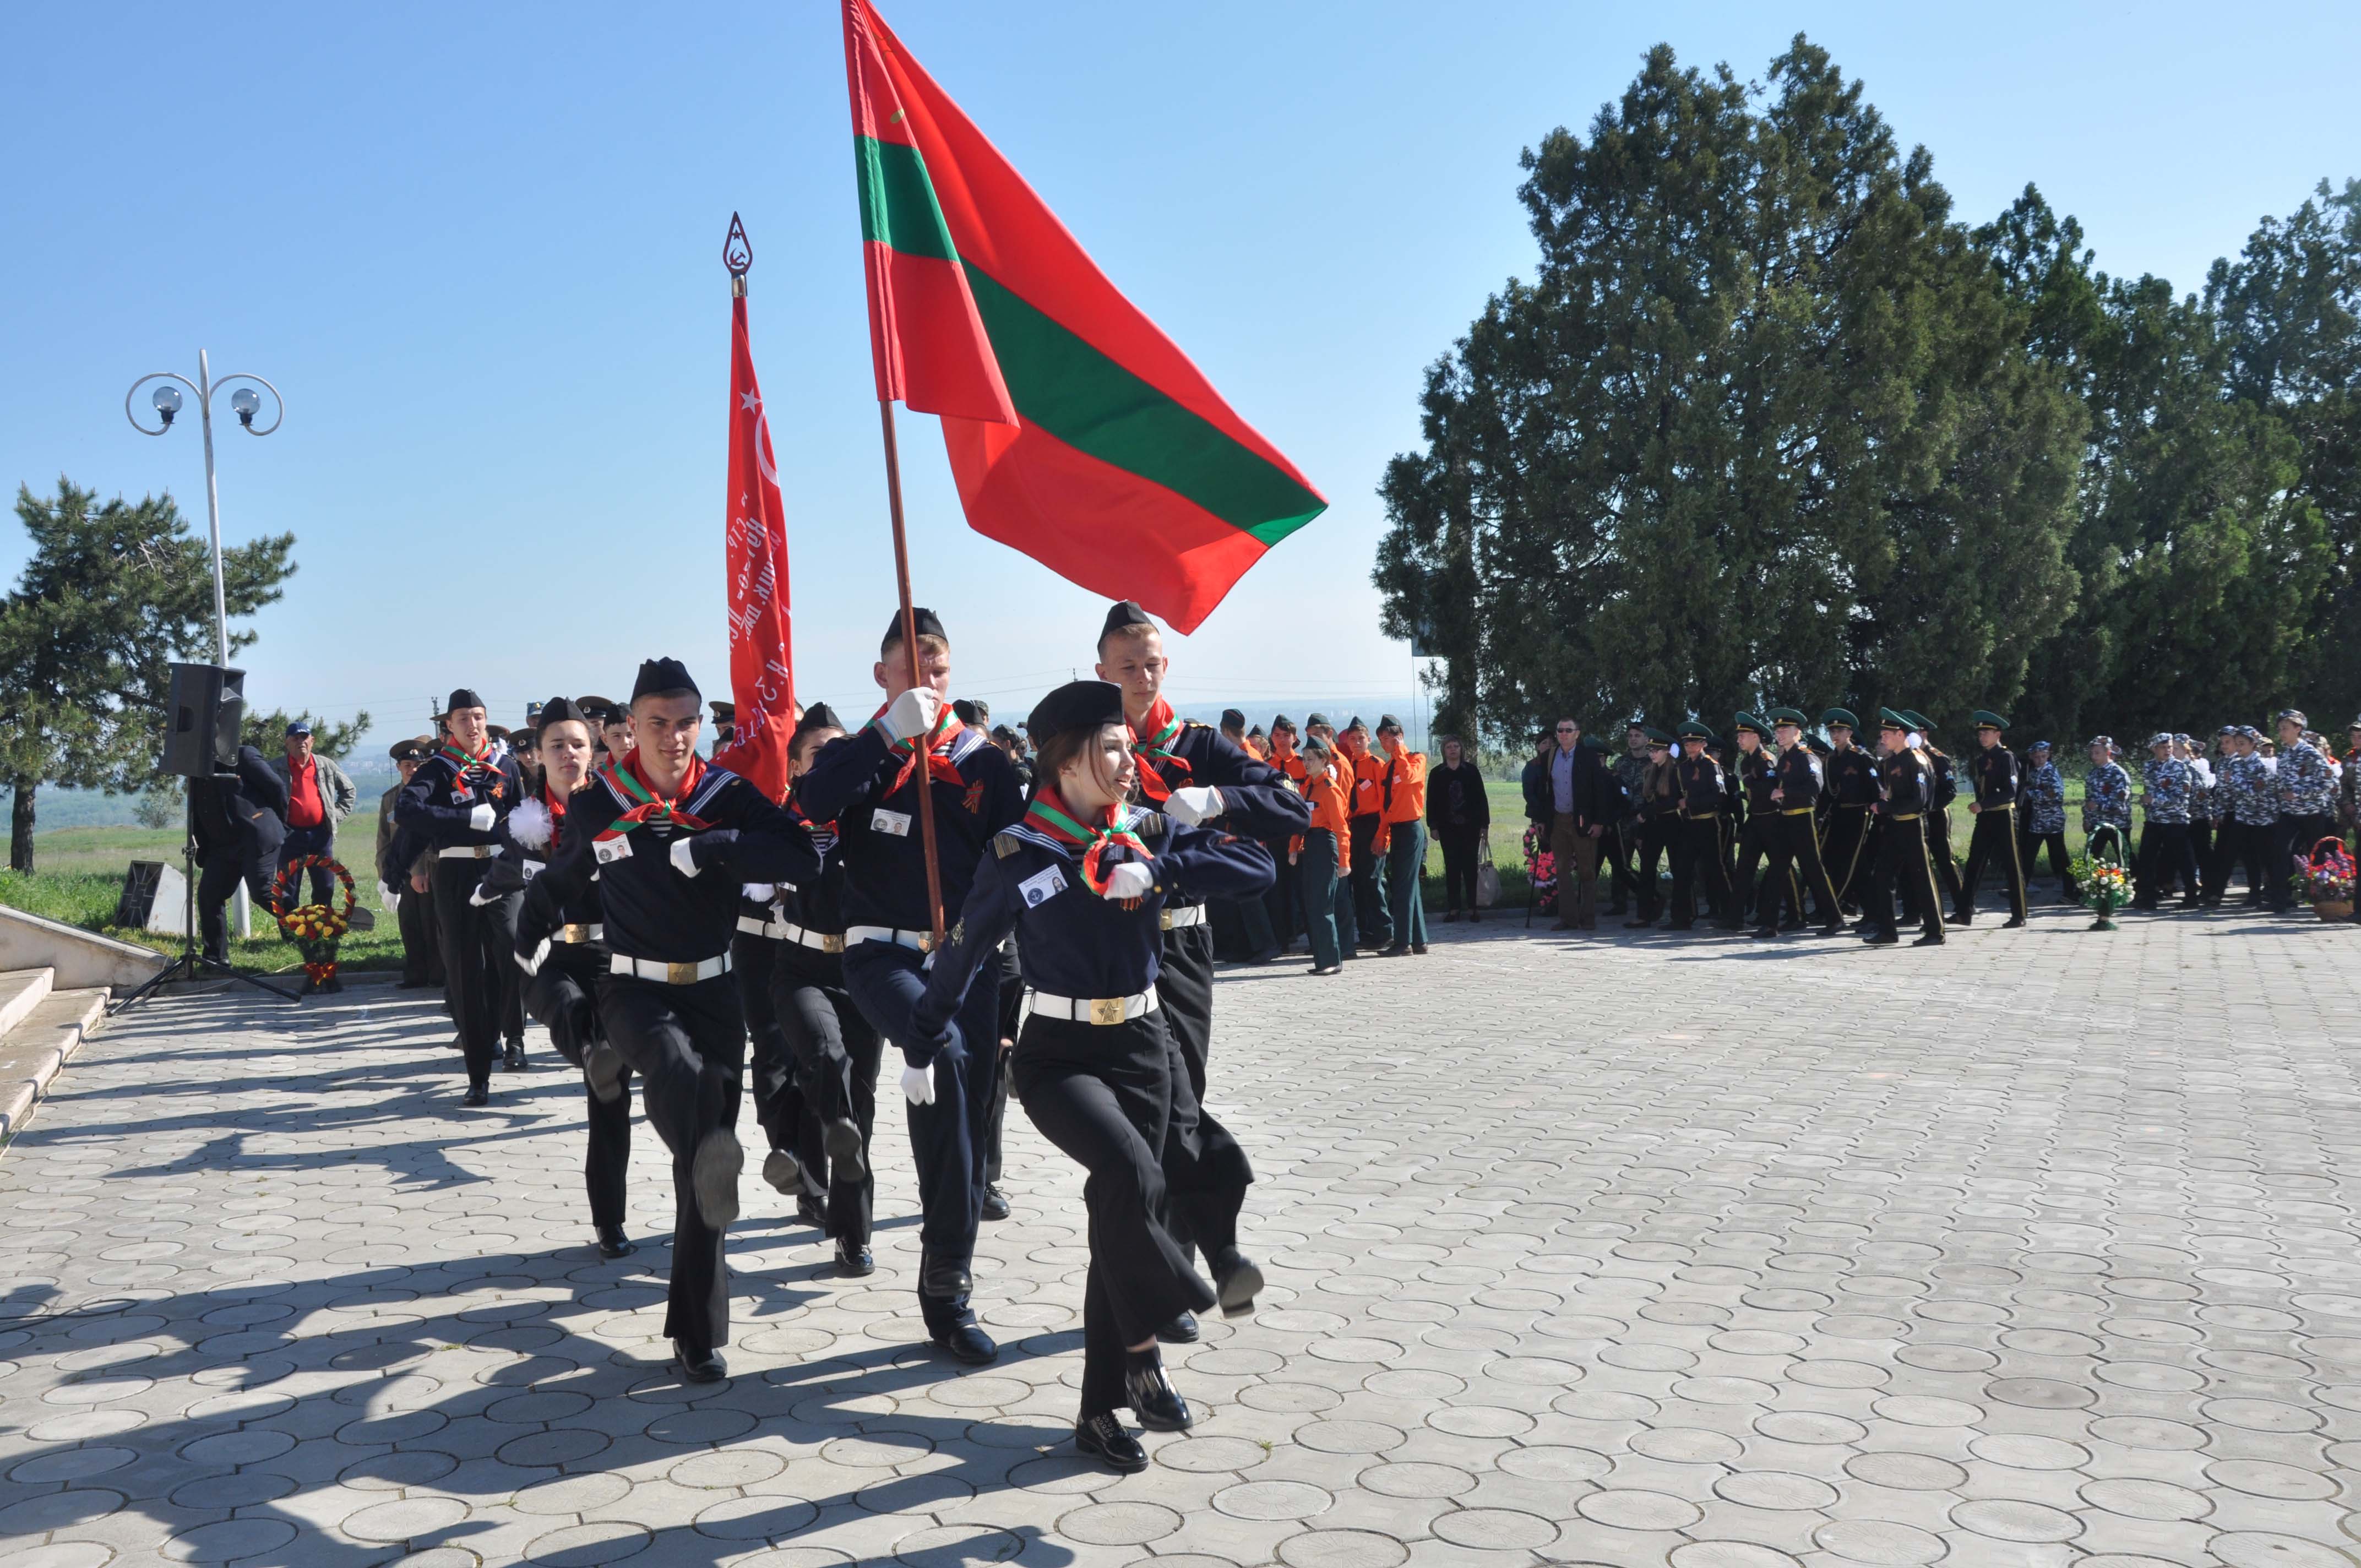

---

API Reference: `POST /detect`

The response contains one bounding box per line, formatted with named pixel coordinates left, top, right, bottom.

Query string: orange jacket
left=1375, top=748, right=1427, bottom=851
left=1351, top=749, right=1386, bottom=819
left=1296, top=758, right=1353, bottom=873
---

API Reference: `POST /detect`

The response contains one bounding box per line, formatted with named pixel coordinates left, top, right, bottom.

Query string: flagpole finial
left=724, top=211, right=752, bottom=297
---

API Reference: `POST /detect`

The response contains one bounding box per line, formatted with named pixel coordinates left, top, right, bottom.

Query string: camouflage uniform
left=2016, top=752, right=2075, bottom=899
left=2275, top=733, right=2338, bottom=910
left=2082, top=757, right=2132, bottom=846
left=2135, top=747, right=2198, bottom=909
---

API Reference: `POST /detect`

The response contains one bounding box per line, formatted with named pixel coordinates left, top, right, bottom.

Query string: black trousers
left=2019, top=827, right=2078, bottom=899
left=1634, top=815, right=1677, bottom=919
left=1669, top=817, right=1733, bottom=928
left=843, top=939, right=999, bottom=1326
left=524, top=943, right=632, bottom=1231
left=2189, top=819, right=2216, bottom=890
left=1348, top=816, right=1391, bottom=946
left=1014, top=1012, right=1218, bottom=1420
left=195, top=847, right=275, bottom=963
left=1732, top=816, right=1787, bottom=925
left=1437, top=825, right=1484, bottom=913
left=278, top=821, right=338, bottom=906
left=1959, top=806, right=2028, bottom=919
left=431, top=859, right=518, bottom=1087
left=1603, top=821, right=1640, bottom=911
left=1260, top=835, right=1301, bottom=948
left=597, top=973, right=744, bottom=1353
left=1925, top=809, right=1964, bottom=909
left=1868, top=816, right=1945, bottom=939
left=731, top=935, right=825, bottom=1204
left=2213, top=820, right=2273, bottom=902
left=396, top=872, right=440, bottom=984
left=1764, top=812, right=1840, bottom=929
left=2134, top=821, right=2200, bottom=907
left=984, top=939, right=1022, bottom=1188
left=1823, top=807, right=1873, bottom=912
left=770, top=943, right=883, bottom=1247
left=1154, top=921, right=1256, bottom=1266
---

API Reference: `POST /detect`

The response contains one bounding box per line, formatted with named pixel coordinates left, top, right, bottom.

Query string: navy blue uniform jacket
left=793, top=721, right=1024, bottom=933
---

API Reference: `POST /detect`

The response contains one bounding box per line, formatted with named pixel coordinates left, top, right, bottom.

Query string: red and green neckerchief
left=438, top=737, right=506, bottom=801
left=1024, top=786, right=1153, bottom=897
left=541, top=787, right=570, bottom=853
left=1126, top=696, right=1191, bottom=802
left=593, top=750, right=711, bottom=846
left=872, top=700, right=967, bottom=796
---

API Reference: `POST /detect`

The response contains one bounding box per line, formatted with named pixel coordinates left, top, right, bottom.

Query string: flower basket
left=2294, top=836, right=2355, bottom=922
left=270, top=855, right=357, bottom=993
left=2071, top=825, right=2131, bottom=931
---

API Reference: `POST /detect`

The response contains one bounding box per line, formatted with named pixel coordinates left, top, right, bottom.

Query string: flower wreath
left=270, top=854, right=358, bottom=990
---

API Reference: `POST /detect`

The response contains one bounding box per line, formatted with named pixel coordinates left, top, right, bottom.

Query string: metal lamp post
left=126, top=352, right=285, bottom=933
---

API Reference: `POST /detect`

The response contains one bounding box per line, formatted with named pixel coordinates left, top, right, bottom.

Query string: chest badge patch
left=1019, top=864, right=1068, bottom=908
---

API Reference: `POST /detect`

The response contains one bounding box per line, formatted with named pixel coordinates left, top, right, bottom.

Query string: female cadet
left=911, top=680, right=1273, bottom=1472
left=481, top=698, right=635, bottom=1257
left=1294, top=732, right=1352, bottom=974
left=765, top=705, right=888, bottom=1277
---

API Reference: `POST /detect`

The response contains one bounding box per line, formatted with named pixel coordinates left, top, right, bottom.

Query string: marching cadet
left=1819, top=710, right=1879, bottom=918
left=2082, top=736, right=2135, bottom=874
left=1607, top=721, right=1650, bottom=917
left=1761, top=709, right=1842, bottom=937
left=2016, top=741, right=2077, bottom=902
left=733, top=866, right=829, bottom=1234
left=1863, top=710, right=1945, bottom=946
left=2219, top=726, right=2277, bottom=905
left=515, top=658, right=818, bottom=1384
left=2134, top=732, right=2201, bottom=912
left=1261, top=716, right=1306, bottom=949
left=907, top=680, right=1270, bottom=1472
left=1340, top=718, right=1392, bottom=949
left=597, top=703, right=635, bottom=767
left=1905, top=710, right=1966, bottom=916
left=395, top=688, right=527, bottom=1103
left=765, top=705, right=887, bottom=1277
left=1728, top=715, right=1793, bottom=931
left=481, top=698, right=635, bottom=1260
left=1671, top=721, right=1739, bottom=931
left=2181, top=733, right=2217, bottom=892
left=377, top=738, right=441, bottom=989
left=1954, top=711, right=2028, bottom=927
left=1097, top=601, right=1307, bottom=1339
left=1303, top=715, right=1356, bottom=952
left=2271, top=708, right=2339, bottom=908
left=1294, top=732, right=1353, bottom=974
left=1624, top=727, right=1680, bottom=928
left=798, top=609, right=1024, bottom=1365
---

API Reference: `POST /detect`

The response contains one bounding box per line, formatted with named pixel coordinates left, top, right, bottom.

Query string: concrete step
left=0, top=986, right=107, bottom=1143
left=0, top=967, right=53, bottom=1041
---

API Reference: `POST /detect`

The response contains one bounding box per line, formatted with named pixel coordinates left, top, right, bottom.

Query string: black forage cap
left=1027, top=679, right=1125, bottom=742
left=535, top=696, right=590, bottom=732
left=1100, top=600, right=1156, bottom=641
left=446, top=687, right=485, bottom=714
left=630, top=658, right=700, bottom=703
left=953, top=698, right=988, bottom=726
left=1221, top=708, right=1247, bottom=729
left=796, top=701, right=843, bottom=734
left=881, top=607, right=946, bottom=652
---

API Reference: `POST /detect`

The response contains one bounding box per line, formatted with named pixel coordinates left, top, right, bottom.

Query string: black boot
left=595, top=1224, right=634, bottom=1260
left=461, top=1082, right=489, bottom=1107
left=1125, top=1353, right=1194, bottom=1431
left=503, top=1038, right=527, bottom=1071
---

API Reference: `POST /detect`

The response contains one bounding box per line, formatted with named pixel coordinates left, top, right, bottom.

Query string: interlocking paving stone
left=0, top=908, right=2358, bottom=1564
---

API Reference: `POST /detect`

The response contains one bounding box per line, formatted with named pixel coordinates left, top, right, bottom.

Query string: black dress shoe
left=584, top=1042, right=626, bottom=1104
left=1126, top=1362, right=1194, bottom=1431
left=1863, top=931, right=1900, bottom=946
left=1213, top=1250, right=1264, bottom=1319
left=596, top=1225, right=634, bottom=1259
left=1075, top=1413, right=1146, bottom=1473
left=921, top=1250, right=973, bottom=1299
left=980, top=1185, right=1010, bottom=1222
left=763, top=1147, right=802, bottom=1196
left=1911, top=932, right=1946, bottom=946
left=1817, top=922, right=1841, bottom=935
left=692, top=1129, right=743, bottom=1229
left=796, top=1194, right=828, bottom=1229
left=1467, top=910, right=1481, bottom=923
left=1380, top=943, right=1410, bottom=958
left=1410, top=941, right=1427, bottom=955
left=1441, top=909, right=1460, bottom=923
left=2002, top=914, right=2028, bottom=928
left=1749, top=927, right=1778, bottom=940
left=1945, top=912, right=1972, bottom=927
left=1155, top=1311, right=1200, bottom=1344
left=834, top=1239, right=874, bottom=1276
left=503, top=1039, right=528, bottom=1071
left=824, top=1117, right=866, bottom=1180
left=932, top=1320, right=998, bottom=1364
left=461, top=1083, right=489, bottom=1107
left=674, top=1344, right=728, bottom=1383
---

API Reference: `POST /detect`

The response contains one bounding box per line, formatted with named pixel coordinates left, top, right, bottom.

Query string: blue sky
left=4, top=2, right=2357, bottom=746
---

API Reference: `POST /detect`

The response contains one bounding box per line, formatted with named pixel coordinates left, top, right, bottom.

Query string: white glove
left=515, top=938, right=550, bottom=977
left=378, top=881, right=398, bottom=908
left=1101, top=861, right=1154, bottom=900
left=878, top=686, right=946, bottom=744
left=468, top=882, right=496, bottom=908
left=900, top=1060, right=937, bottom=1105
left=669, top=836, right=701, bottom=877
left=742, top=883, right=776, bottom=905
left=468, top=802, right=496, bottom=832
left=1165, top=786, right=1225, bottom=825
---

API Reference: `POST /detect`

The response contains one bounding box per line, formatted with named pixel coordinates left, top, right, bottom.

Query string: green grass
left=1, top=815, right=410, bottom=974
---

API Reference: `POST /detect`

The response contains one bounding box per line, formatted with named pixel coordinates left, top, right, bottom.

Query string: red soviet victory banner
left=711, top=257, right=797, bottom=801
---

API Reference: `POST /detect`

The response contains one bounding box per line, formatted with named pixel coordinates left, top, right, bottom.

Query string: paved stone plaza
left=2, top=905, right=2359, bottom=1567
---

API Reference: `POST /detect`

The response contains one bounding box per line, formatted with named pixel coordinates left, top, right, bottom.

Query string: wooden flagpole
left=876, top=399, right=948, bottom=948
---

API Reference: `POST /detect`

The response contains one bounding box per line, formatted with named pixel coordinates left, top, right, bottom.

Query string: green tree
left=1374, top=39, right=2081, bottom=742
left=0, top=478, right=296, bottom=871
left=241, top=708, right=372, bottom=760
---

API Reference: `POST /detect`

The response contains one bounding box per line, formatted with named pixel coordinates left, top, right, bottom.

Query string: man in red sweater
left=275, top=721, right=357, bottom=906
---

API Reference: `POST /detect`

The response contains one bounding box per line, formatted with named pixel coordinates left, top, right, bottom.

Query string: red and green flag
left=841, top=0, right=1326, bottom=633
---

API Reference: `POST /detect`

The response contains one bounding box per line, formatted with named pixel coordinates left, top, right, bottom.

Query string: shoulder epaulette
left=992, top=829, right=1026, bottom=859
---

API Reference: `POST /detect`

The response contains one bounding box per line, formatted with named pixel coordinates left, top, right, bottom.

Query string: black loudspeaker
left=163, top=662, right=246, bottom=778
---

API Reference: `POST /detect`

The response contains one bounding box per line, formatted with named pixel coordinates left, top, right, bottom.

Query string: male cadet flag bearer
left=516, top=659, right=818, bottom=1384
left=1097, top=600, right=1306, bottom=1342
left=396, top=689, right=526, bottom=1104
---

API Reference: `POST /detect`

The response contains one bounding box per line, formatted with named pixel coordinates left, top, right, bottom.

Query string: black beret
left=1100, top=600, right=1156, bottom=641
left=446, top=687, right=484, bottom=714
left=535, top=696, right=591, bottom=733
left=1027, top=679, right=1125, bottom=742
left=630, top=657, right=700, bottom=703
left=881, top=607, right=947, bottom=653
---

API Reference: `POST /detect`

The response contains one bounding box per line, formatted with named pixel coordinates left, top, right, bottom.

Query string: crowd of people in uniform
left=371, top=601, right=1299, bottom=1473
left=1506, top=706, right=2361, bottom=943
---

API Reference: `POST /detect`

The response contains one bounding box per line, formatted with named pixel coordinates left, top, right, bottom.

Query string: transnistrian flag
left=710, top=288, right=797, bottom=801
left=841, top=0, right=1327, bottom=633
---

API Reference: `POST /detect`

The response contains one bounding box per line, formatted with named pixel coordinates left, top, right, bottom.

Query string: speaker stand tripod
left=110, top=837, right=301, bottom=1016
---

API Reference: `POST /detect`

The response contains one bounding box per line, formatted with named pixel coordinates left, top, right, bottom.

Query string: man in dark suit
left=187, top=744, right=290, bottom=963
